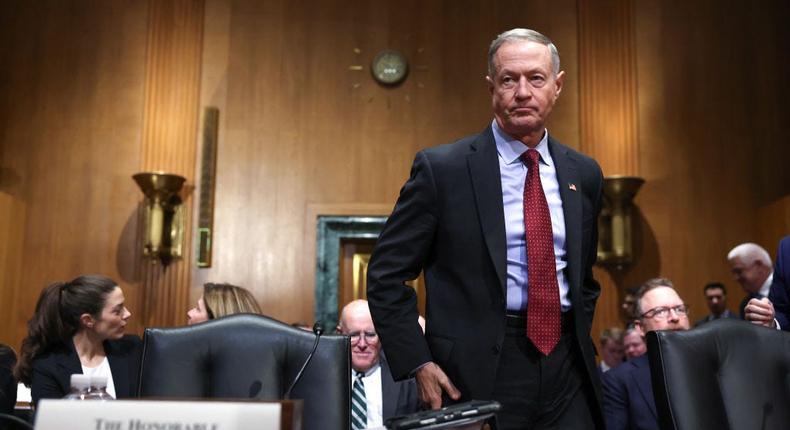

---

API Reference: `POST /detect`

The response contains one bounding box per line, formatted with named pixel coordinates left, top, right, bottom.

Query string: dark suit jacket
left=30, top=335, right=142, bottom=405
left=693, top=309, right=738, bottom=327
left=0, top=345, right=16, bottom=415
left=367, top=126, right=604, bottom=425
left=770, top=236, right=790, bottom=330
left=381, top=357, right=419, bottom=420
left=601, top=354, right=658, bottom=430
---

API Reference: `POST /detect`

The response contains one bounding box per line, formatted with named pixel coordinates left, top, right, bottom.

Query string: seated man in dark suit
left=602, top=278, right=690, bottom=430
left=338, top=300, right=419, bottom=429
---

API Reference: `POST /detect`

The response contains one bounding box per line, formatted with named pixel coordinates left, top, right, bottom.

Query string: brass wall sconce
left=597, top=175, right=645, bottom=267
left=133, top=172, right=186, bottom=265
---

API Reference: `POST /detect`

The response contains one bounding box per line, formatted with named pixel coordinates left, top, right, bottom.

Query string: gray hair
left=487, top=28, right=560, bottom=77
left=727, top=243, right=772, bottom=266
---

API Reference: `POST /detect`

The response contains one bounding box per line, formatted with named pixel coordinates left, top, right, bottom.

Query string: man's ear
left=486, top=76, right=494, bottom=95
left=80, top=313, right=95, bottom=329
left=553, top=70, right=566, bottom=100
left=633, top=319, right=645, bottom=337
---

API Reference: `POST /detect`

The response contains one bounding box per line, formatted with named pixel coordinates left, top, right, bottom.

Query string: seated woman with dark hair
left=14, top=275, right=141, bottom=406
left=187, top=283, right=262, bottom=325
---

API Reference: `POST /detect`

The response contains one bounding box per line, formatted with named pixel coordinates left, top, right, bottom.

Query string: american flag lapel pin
left=568, top=183, right=577, bottom=191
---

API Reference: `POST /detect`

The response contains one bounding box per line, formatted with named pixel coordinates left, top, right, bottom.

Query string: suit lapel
left=467, top=127, right=507, bottom=293
left=57, top=343, right=82, bottom=375
left=380, top=358, right=397, bottom=420
left=631, top=356, right=657, bottom=418
left=106, top=341, right=131, bottom=398
left=549, top=138, right=582, bottom=297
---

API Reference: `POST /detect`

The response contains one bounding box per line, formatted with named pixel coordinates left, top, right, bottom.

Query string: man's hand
left=414, top=362, right=461, bottom=410
left=744, top=297, right=776, bottom=328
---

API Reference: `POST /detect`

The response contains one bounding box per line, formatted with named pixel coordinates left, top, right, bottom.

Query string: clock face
left=371, top=50, right=409, bottom=86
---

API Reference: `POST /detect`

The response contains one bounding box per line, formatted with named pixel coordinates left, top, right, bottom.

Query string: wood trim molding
left=137, top=0, right=204, bottom=328
left=578, top=0, right=639, bottom=177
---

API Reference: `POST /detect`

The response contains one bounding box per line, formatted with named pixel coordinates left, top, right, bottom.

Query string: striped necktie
left=351, top=372, right=367, bottom=430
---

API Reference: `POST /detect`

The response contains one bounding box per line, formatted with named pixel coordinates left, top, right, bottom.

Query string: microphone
left=284, top=322, right=324, bottom=399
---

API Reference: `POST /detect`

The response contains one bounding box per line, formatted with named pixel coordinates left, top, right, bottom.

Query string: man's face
left=622, top=331, right=647, bottom=359
left=636, top=286, right=691, bottom=333
left=704, top=287, right=727, bottom=315
left=729, top=257, right=766, bottom=293
left=487, top=40, right=565, bottom=142
left=621, top=293, right=637, bottom=320
left=340, top=306, right=381, bottom=373
left=601, top=339, right=624, bottom=368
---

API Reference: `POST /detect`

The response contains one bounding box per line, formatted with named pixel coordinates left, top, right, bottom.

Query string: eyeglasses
left=640, top=304, right=690, bottom=320
left=347, top=331, right=378, bottom=344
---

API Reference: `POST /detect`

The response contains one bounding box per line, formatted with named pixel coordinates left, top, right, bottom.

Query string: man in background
left=694, top=282, right=737, bottom=326
left=727, top=243, right=773, bottom=318
left=602, top=278, right=690, bottom=430
left=744, top=236, right=790, bottom=330
left=598, top=328, right=624, bottom=373
left=338, top=300, right=418, bottom=430
left=621, top=325, right=646, bottom=360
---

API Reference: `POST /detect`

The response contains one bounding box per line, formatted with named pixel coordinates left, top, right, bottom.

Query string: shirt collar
left=355, top=362, right=381, bottom=379
left=760, top=273, right=774, bottom=297
left=492, top=119, right=553, bottom=167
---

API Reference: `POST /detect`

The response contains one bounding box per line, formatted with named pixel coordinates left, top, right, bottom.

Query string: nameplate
left=35, top=399, right=285, bottom=430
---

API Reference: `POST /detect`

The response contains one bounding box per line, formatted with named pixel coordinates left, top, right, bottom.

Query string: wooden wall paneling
left=0, top=1, right=150, bottom=346
left=193, top=0, right=582, bottom=327
left=756, top=195, right=790, bottom=259
left=0, top=194, right=25, bottom=340
left=577, top=0, right=640, bottom=337
left=137, top=0, right=204, bottom=329
left=632, top=0, right=790, bottom=320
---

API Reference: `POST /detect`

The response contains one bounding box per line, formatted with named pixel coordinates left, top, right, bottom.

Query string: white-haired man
left=338, top=300, right=419, bottom=429
left=727, top=243, right=773, bottom=318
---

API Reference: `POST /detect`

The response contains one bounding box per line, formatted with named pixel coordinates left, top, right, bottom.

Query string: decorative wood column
left=137, top=0, right=204, bottom=328
left=577, top=0, right=640, bottom=333
left=578, top=0, right=639, bottom=176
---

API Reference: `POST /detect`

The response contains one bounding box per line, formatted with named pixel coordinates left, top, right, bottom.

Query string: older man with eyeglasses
left=338, top=300, right=419, bottom=429
left=601, top=278, right=690, bottom=430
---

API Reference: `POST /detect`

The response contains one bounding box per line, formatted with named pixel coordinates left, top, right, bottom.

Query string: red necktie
left=521, top=149, right=561, bottom=355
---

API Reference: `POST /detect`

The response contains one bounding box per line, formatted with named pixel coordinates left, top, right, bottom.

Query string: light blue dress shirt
left=492, top=120, right=571, bottom=312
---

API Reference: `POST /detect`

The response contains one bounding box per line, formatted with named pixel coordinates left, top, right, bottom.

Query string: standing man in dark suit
left=367, top=28, right=604, bottom=429
left=602, top=278, right=691, bottom=430
left=693, top=282, right=737, bottom=327
left=338, top=300, right=419, bottom=429
left=744, top=235, right=790, bottom=330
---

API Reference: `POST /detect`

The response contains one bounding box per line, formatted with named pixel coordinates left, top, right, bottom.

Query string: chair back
left=647, top=318, right=790, bottom=430
left=138, top=314, right=350, bottom=430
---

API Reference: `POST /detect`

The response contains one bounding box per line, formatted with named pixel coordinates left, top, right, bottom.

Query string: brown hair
left=202, top=283, right=262, bottom=319
left=15, top=275, right=118, bottom=385
left=634, top=277, right=675, bottom=317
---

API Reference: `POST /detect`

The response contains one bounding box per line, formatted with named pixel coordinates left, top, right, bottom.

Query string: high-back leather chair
left=647, top=318, right=790, bottom=430
left=138, top=314, right=350, bottom=430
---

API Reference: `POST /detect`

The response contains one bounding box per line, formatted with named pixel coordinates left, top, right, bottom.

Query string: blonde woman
left=187, top=283, right=262, bottom=324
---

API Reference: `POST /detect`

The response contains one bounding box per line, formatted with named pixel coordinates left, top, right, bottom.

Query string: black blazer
left=381, top=356, right=419, bottom=420
left=368, top=127, right=604, bottom=423
left=30, top=335, right=142, bottom=405
left=0, top=345, right=16, bottom=415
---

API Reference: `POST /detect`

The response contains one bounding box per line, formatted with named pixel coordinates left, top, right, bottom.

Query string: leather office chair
left=647, top=318, right=790, bottom=430
left=138, top=314, right=350, bottom=430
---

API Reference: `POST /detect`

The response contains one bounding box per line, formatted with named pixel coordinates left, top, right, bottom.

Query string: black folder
left=384, top=400, right=501, bottom=430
